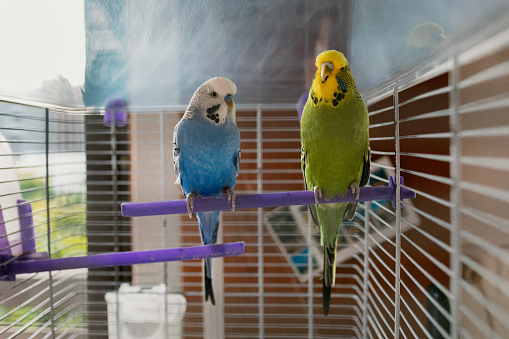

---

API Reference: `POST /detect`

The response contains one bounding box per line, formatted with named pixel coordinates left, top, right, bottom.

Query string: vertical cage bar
left=393, top=85, right=402, bottom=339
left=110, top=110, right=121, bottom=338
left=307, top=209, right=313, bottom=338
left=110, top=112, right=119, bottom=254
left=45, top=108, right=56, bottom=338
left=449, top=55, right=461, bottom=339
left=305, top=9, right=312, bottom=337
left=362, top=202, right=371, bottom=339
left=160, top=111, right=169, bottom=338
left=256, top=105, right=264, bottom=339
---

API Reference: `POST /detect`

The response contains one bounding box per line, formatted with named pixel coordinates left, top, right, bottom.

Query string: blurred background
left=0, top=0, right=507, bottom=106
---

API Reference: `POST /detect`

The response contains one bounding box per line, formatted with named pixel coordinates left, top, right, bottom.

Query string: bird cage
left=1, top=1, right=509, bottom=338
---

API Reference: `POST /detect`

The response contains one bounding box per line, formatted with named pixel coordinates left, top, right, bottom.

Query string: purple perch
left=122, top=180, right=416, bottom=218
left=9, top=242, right=244, bottom=275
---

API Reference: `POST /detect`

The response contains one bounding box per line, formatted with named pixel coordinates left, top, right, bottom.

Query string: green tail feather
left=323, top=281, right=331, bottom=316
left=317, top=203, right=344, bottom=315
left=323, top=244, right=337, bottom=287
left=323, top=243, right=337, bottom=315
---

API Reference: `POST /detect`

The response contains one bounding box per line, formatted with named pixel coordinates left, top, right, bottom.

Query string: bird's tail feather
left=322, top=240, right=337, bottom=316
left=323, top=241, right=338, bottom=286
left=323, top=281, right=332, bottom=316
left=197, top=212, right=220, bottom=306
left=204, top=258, right=215, bottom=305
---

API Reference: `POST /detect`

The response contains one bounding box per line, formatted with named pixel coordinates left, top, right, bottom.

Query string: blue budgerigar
left=173, top=77, right=241, bottom=305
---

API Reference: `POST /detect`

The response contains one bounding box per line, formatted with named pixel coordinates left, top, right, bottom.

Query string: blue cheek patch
left=336, top=76, right=348, bottom=94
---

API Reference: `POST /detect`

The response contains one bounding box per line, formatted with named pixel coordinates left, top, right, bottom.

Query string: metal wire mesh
left=361, top=12, right=509, bottom=339
left=0, top=103, right=87, bottom=337
left=0, top=9, right=509, bottom=339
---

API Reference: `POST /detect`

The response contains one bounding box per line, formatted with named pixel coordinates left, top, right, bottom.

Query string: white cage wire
left=0, top=6, right=508, bottom=339
left=0, top=104, right=87, bottom=337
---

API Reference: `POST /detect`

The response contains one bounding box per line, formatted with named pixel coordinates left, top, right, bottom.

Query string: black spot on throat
left=206, top=104, right=221, bottom=123
left=207, top=105, right=220, bottom=114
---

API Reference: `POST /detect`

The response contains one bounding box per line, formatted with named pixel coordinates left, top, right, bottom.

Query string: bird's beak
left=321, top=62, right=334, bottom=83
left=224, top=94, right=234, bottom=110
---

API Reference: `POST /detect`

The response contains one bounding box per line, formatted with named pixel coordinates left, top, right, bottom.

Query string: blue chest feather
left=177, top=117, right=240, bottom=197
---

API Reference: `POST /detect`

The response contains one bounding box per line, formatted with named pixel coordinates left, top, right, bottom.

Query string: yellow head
left=309, top=50, right=357, bottom=108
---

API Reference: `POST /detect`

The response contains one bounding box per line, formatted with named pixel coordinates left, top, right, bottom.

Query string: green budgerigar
left=300, top=50, right=370, bottom=316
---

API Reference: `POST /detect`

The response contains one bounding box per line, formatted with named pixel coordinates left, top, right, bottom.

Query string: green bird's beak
left=321, top=62, right=334, bottom=83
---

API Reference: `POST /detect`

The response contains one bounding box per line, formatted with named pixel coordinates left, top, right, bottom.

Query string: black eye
left=210, top=92, right=218, bottom=98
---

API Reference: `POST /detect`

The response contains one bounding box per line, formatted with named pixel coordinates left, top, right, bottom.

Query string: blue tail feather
left=205, top=261, right=215, bottom=305
left=197, top=211, right=220, bottom=305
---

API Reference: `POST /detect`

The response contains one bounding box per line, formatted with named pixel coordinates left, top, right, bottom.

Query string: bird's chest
left=179, top=122, right=238, bottom=195
left=301, top=105, right=367, bottom=194
left=183, top=124, right=236, bottom=163
left=304, top=106, right=364, bottom=154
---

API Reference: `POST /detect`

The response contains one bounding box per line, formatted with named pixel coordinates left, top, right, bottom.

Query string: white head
left=187, top=77, right=237, bottom=124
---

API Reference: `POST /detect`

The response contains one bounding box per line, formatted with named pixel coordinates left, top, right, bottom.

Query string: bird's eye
left=210, top=92, right=218, bottom=98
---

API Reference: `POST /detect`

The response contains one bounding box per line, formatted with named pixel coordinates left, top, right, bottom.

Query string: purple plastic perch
left=122, top=176, right=416, bottom=218
left=8, top=242, right=244, bottom=275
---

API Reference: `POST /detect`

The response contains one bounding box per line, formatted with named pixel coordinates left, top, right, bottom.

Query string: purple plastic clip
left=103, top=96, right=128, bottom=128
left=0, top=205, right=11, bottom=256
left=17, top=200, right=36, bottom=254
left=0, top=255, right=15, bottom=281
left=389, top=176, right=405, bottom=209
left=1, top=200, right=52, bottom=281
left=297, top=91, right=308, bottom=121
left=17, top=200, right=49, bottom=261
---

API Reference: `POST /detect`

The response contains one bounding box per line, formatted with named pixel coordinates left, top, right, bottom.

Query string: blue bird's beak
left=224, top=94, right=233, bottom=110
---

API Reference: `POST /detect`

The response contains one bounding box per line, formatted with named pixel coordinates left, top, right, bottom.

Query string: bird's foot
left=350, top=182, right=360, bottom=202
left=313, top=187, right=323, bottom=205
left=186, top=192, right=199, bottom=218
left=226, top=188, right=236, bottom=211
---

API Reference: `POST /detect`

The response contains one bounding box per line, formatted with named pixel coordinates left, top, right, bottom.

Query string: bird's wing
left=301, top=146, right=319, bottom=226
left=360, top=148, right=371, bottom=187
left=173, top=123, right=182, bottom=186
left=345, top=148, right=371, bottom=220
left=234, top=149, right=241, bottom=177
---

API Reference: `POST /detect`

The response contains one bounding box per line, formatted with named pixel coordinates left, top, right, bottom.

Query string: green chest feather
left=300, top=97, right=369, bottom=198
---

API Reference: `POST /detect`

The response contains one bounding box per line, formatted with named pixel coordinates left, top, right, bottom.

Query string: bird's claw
left=350, top=182, right=360, bottom=202
left=313, top=187, right=323, bottom=205
left=226, top=188, right=236, bottom=211
left=186, top=192, right=198, bottom=218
